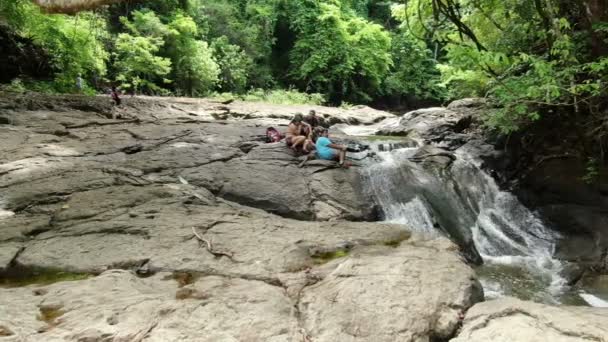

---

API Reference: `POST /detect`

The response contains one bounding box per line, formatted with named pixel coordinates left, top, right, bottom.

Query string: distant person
left=111, top=86, right=121, bottom=106
left=304, top=110, right=324, bottom=128
left=313, top=127, right=350, bottom=168
left=285, top=113, right=313, bottom=153
left=75, top=74, right=83, bottom=93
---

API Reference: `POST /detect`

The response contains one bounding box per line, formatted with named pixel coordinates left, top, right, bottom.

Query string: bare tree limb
left=191, top=227, right=234, bottom=259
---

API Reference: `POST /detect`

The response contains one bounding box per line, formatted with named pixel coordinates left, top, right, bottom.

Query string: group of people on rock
left=285, top=110, right=349, bottom=168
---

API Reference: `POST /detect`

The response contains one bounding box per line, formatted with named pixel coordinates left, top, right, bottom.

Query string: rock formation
left=1, top=92, right=607, bottom=341
left=379, top=98, right=608, bottom=276
left=453, top=297, right=608, bottom=341
left=0, top=92, right=484, bottom=341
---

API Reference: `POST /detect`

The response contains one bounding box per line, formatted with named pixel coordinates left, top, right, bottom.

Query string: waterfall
left=362, top=142, right=570, bottom=303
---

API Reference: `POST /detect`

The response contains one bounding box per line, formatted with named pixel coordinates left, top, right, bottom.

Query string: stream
left=341, top=125, right=608, bottom=307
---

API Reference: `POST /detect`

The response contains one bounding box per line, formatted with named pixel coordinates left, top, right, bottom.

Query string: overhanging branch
left=31, top=0, right=121, bottom=14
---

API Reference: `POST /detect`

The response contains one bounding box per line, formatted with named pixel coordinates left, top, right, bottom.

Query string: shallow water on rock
left=0, top=267, right=91, bottom=288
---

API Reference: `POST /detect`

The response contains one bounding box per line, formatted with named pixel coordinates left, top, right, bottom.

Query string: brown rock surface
left=0, top=93, right=482, bottom=341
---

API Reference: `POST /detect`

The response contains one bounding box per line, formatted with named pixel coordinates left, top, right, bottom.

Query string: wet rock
left=0, top=243, right=22, bottom=271
left=515, top=158, right=608, bottom=270
left=378, top=107, right=473, bottom=147
left=217, top=101, right=390, bottom=125
left=374, top=125, right=411, bottom=136
left=447, top=97, right=487, bottom=110
left=559, top=262, right=586, bottom=286
left=578, top=274, right=608, bottom=300
left=452, top=297, right=608, bottom=341
left=409, top=145, right=456, bottom=169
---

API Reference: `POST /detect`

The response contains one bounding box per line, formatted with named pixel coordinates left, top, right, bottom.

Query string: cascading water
left=363, top=147, right=438, bottom=236
left=360, top=140, right=579, bottom=304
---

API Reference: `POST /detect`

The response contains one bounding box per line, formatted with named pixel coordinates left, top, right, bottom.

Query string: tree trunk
left=582, top=0, right=608, bottom=57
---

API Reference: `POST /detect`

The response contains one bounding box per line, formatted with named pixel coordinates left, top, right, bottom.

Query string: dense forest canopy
left=1, top=0, right=607, bottom=136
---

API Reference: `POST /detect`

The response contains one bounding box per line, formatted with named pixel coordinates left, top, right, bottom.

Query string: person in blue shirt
left=312, top=127, right=349, bottom=167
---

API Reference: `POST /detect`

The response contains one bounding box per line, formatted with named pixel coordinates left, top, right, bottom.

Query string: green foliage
left=211, top=36, right=253, bottom=93
left=384, top=33, right=445, bottom=101
left=122, top=10, right=170, bottom=37
left=3, top=79, right=27, bottom=93
left=253, top=89, right=325, bottom=105
left=1, top=0, right=448, bottom=104
left=172, top=39, right=219, bottom=96
left=189, top=0, right=278, bottom=88
left=0, top=0, right=29, bottom=29
left=582, top=158, right=600, bottom=185
left=20, top=0, right=608, bottom=119
left=288, top=0, right=392, bottom=103
left=394, top=0, right=608, bottom=135
left=167, top=13, right=220, bottom=95
left=114, top=32, right=171, bottom=94
left=113, top=10, right=220, bottom=95
left=1, top=0, right=108, bottom=92
left=211, top=89, right=325, bottom=105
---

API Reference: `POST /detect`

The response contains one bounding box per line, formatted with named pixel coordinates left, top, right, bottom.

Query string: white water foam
left=363, top=148, right=437, bottom=237
left=363, top=142, right=572, bottom=303
left=334, top=117, right=401, bottom=136
left=453, top=153, right=569, bottom=301
left=384, top=197, right=437, bottom=235
left=579, top=292, right=608, bottom=308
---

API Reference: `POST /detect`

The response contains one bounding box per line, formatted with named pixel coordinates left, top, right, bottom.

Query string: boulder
left=447, top=98, right=487, bottom=110
left=451, top=297, right=608, bottom=342
left=513, top=157, right=608, bottom=270
left=212, top=101, right=391, bottom=125
left=409, top=145, right=456, bottom=169
left=300, top=238, right=483, bottom=341
left=0, top=107, right=375, bottom=223
left=180, top=142, right=376, bottom=221
left=377, top=107, right=474, bottom=149
left=0, top=243, right=22, bottom=272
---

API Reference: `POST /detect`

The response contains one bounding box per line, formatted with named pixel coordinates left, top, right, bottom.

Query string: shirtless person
left=285, top=113, right=313, bottom=153
left=304, top=110, right=323, bottom=128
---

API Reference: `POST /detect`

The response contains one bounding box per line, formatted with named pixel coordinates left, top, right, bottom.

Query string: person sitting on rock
left=285, top=113, right=313, bottom=153
left=304, top=110, right=324, bottom=128
left=312, top=127, right=350, bottom=168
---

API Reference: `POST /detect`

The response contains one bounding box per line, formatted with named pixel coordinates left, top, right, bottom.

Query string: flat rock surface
left=451, top=297, right=608, bottom=342
left=0, top=92, right=483, bottom=341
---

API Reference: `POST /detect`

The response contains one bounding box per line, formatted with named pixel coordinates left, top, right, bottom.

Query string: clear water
left=359, top=138, right=605, bottom=306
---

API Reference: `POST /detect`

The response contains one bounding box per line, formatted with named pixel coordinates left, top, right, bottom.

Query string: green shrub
left=211, top=89, right=325, bottom=105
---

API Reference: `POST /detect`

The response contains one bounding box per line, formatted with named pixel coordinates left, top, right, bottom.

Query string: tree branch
left=191, top=227, right=234, bottom=259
